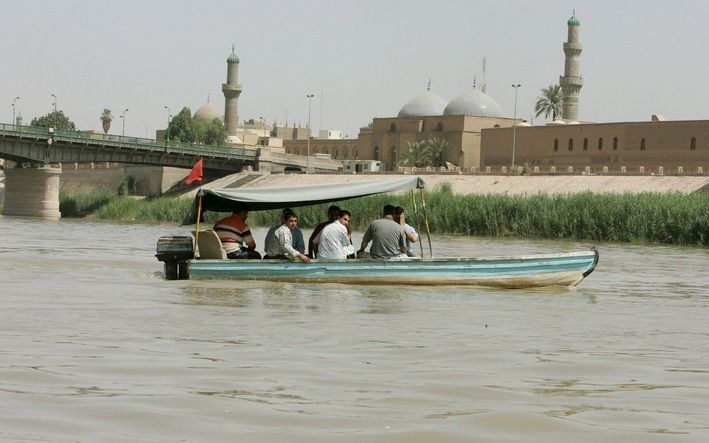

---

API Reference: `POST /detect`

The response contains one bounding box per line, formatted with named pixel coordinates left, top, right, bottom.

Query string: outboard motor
left=155, top=236, right=194, bottom=280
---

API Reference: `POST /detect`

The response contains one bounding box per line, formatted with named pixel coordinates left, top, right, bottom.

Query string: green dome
left=567, top=15, right=580, bottom=26
left=227, top=51, right=240, bottom=64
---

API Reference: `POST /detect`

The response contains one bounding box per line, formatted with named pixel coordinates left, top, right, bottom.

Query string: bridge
left=0, top=123, right=340, bottom=218
left=0, top=123, right=258, bottom=170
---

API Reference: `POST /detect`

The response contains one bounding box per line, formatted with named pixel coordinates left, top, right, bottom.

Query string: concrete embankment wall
left=239, top=173, right=709, bottom=195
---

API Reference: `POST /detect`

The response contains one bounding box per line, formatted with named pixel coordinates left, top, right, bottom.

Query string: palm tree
left=399, top=140, right=432, bottom=168
left=100, top=109, right=113, bottom=134
left=427, top=137, right=450, bottom=167
left=534, top=84, right=563, bottom=121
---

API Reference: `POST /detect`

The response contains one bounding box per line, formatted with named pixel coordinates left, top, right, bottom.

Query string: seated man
left=265, top=208, right=305, bottom=254
left=308, top=205, right=340, bottom=257
left=265, top=212, right=310, bottom=263
left=213, top=207, right=262, bottom=259
left=358, top=204, right=407, bottom=259
left=394, top=206, right=418, bottom=256
left=313, top=210, right=352, bottom=259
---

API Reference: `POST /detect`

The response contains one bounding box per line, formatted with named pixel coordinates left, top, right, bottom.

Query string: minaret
left=222, top=45, right=243, bottom=136
left=559, top=11, right=583, bottom=120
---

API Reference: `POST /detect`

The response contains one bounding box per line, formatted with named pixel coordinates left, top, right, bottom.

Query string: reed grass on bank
left=60, top=190, right=709, bottom=246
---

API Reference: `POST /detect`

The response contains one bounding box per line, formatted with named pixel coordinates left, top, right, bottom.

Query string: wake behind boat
left=156, top=176, right=599, bottom=288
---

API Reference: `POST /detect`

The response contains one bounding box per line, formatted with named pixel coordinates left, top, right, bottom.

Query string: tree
left=30, top=111, right=76, bottom=130
left=167, top=106, right=227, bottom=145
left=100, top=109, right=113, bottom=134
left=534, top=84, right=563, bottom=121
left=167, top=107, right=196, bottom=143
left=398, top=140, right=432, bottom=168
left=426, top=137, right=450, bottom=167
left=204, top=118, right=227, bottom=145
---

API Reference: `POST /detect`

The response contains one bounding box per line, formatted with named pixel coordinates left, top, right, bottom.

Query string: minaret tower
left=560, top=11, right=583, bottom=120
left=222, top=45, right=243, bottom=136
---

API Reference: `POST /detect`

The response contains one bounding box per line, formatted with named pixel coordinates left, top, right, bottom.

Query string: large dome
left=444, top=89, right=503, bottom=118
left=398, top=91, right=446, bottom=117
left=194, top=102, right=221, bottom=124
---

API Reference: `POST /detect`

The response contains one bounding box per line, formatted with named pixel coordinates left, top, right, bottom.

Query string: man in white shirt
left=394, top=206, right=418, bottom=256
left=313, top=210, right=352, bottom=259
left=265, top=212, right=310, bottom=262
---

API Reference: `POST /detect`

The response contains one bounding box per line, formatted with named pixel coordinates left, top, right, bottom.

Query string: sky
left=2, top=0, right=709, bottom=138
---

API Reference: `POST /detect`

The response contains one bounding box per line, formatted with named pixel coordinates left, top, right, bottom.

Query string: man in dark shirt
left=358, top=205, right=407, bottom=259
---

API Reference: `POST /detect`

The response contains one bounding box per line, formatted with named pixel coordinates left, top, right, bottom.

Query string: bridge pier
left=2, top=165, right=62, bottom=219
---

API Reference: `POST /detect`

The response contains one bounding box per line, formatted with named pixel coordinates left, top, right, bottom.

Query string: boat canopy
left=182, top=175, right=425, bottom=225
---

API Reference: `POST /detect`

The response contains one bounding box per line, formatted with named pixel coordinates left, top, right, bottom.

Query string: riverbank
left=237, top=173, right=709, bottom=195
left=59, top=187, right=709, bottom=246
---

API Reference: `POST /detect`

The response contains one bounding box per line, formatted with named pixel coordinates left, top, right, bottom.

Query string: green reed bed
left=62, top=190, right=709, bottom=246
left=59, top=189, right=118, bottom=217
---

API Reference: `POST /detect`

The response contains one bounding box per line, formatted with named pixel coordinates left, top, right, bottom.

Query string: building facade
left=480, top=119, right=709, bottom=174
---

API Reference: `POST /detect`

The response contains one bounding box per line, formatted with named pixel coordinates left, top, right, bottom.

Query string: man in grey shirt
left=358, top=205, right=407, bottom=259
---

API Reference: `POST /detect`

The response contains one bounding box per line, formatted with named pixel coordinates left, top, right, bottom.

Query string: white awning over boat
left=182, top=176, right=425, bottom=225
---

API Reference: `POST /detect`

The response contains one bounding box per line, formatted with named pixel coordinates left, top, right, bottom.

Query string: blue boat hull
left=186, top=249, right=599, bottom=288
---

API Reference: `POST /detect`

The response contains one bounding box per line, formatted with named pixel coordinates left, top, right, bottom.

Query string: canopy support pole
left=419, top=188, right=433, bottom=258
left=193, top=192, right=203, bottom=256
left=411, top=189, right=424, bottom=257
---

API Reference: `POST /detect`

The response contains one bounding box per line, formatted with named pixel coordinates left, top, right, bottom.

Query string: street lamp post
left=51, top=94, right=57, bottom=113
left=306, top=94, right=314, bottom=174
left=120, top=108, right=129, bottom=136
left=511, top=84, right=521, bottom=172
left=12, top=96, right=19, bottom=125
left=164, top=106, right=171, bottom=141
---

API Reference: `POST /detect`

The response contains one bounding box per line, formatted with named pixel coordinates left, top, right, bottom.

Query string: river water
left=1, top=217, right=708, bottom=442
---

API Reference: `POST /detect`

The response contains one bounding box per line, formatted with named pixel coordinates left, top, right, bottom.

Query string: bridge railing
left=0, top=123, right=52, bottom=140
left=0, top=123, right=257, bottom=162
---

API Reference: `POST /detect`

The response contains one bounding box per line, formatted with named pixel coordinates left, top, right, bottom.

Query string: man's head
left=327, top=205, right=340, bottom=221
left=382, top=204, right=396, bottom=217
left=285, top=212, right=298, bottom=229
left=338, top=210, right=352, bottom=226
left=282, top=208, right=295, bottom=222
left=232, top=205, right=249, bottom=220
left=394, top=206, right=405, bottom=222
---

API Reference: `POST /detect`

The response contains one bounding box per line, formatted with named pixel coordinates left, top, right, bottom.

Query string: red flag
left=185, top=158, right=203, bottom=185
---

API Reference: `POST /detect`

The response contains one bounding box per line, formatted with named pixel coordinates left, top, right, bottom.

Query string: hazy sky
left=3, top=0, right=709, bottom=138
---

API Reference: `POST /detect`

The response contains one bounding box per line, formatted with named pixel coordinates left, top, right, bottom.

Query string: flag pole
left=193, top=190, right=203, bottom=257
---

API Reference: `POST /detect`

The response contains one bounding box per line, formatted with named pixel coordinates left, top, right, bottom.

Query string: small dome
left=567, top=15, right=580, bottom=26
left=549, top=119, right=567, bottom=125
left=227, top=47, right=240, bottom=64
left=444, top=89, right=503, bottom=118
left=566, top=120, right=580, bottom=125
left=194, top=103, right=221, bottom=124
left=517, top=121, right=531, bottom=127
left=398, top=91, right=446, bottom=117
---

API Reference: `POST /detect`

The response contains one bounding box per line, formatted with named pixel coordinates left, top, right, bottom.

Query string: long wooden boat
left=156, top=176, right=599, bottom=288
left=186, top=250, right=598, bottom=288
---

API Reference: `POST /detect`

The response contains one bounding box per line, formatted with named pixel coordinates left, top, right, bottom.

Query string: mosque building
left=195, top=13, right=707, bottom=175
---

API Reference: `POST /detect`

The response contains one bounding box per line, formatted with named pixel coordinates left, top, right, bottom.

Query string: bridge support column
left=2, top=166, right=62, bottom=219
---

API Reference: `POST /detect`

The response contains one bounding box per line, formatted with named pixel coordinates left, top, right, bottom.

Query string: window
left=389, top=123, right=396, bottom=132
left=390, top=145, right=398, bottom=163
left=436, top=122, right=444, bottom=131
left=640, top=138, right=646, bottom=151
left=568, top=138, right=574, bottom=151
left=374, top=146, right=380, bottom=160
left=691, top=137, right=697, bottom=150
left=583, top=138, right=588, bottom=151
left=613, top=137, right=618, bottom=150
left=598, top=137, right=603, bottom=151
left=554, top=139, right=559, bottom=152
